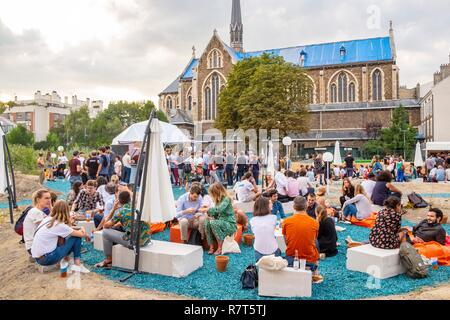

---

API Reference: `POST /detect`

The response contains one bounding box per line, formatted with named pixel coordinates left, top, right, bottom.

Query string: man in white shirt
left=274, top=170, right=289, bottom=202
left=23, top=190, right=52, bottom=255
left=122, top=151, right=132, bottom=184
left=297, top=170, right=313, bottom=196
left=234, top=172, right=260, bottom=202
left=361, top=173, right=377, bottom=200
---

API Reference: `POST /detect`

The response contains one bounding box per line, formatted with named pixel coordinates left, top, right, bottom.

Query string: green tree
left=6, top=125, right=35, bottom=146
left=362, top=106, right=417, bottom=160
left=0, top=102, right=6, bottom=115
left=215, top=54, right=311, bottom=136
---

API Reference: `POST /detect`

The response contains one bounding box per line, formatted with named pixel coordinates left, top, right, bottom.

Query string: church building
left=159, top=0, right=420, bottom=157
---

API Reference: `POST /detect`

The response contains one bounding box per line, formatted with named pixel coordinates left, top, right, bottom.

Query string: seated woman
left=96, top=176, right=109, bottom=201
left=316, top=205, right=338, bottom=258
left=71, top=180, right=105, bottom=220
left=200, top=183, right=237, bottom=255
left=31, top=200, right=89, bottom=272
left=342, top=184, right=373, bottom=221
left=250, top=197, right=281, bottom=262
left=95, top=191, right=151, bottom=268
left=340, top=178, right=355, bottom=206
left=369, top=196, right=408, bottom=249
left=66, top=181, right=83, bottom=208
left=234, top=172, right=261, bottom=203
left=371, top=171, right=402, bottom=206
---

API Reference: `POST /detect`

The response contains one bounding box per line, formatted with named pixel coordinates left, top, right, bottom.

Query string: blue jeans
left=346, top=168, right=354, bottom=178
left=226, top=164, right=234, bottom=186
left=94, top=213, right=104, bottom=228
left=69, top=175, right=82, bottom=187
left=255, top=248, right=282, bottom=263
left=285, top=256, right=318, bottom=272
left=343, top=203, right=358, bottom=218
left=252, top=170, right=259, bottom=186
left=216, top=169, right=224, bottom=183
left=35, top=236, right=82, bottom=266
left=396, top=170, right=405, bottom=182
left=122, top=166, right=131, bottom=184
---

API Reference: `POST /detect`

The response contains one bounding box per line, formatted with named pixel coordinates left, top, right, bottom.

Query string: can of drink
left=432, top=258, right=438, bottom=270
left=85, top=212, right=91, bottom=221
left=60, top=260, right=69, bottom=278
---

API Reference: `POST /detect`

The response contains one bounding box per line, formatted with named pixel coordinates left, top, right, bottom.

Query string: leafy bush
left=8, top=144, right=39, bottom=175
left=6, top=125, right=35, bottom=146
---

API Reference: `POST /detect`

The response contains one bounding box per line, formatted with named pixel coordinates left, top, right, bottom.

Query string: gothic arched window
left=208, top=49, right=223, bottom=69
left=188, top=95, right=192, bottom=111
left=211, top=74, right=220, bottom=119
left=338, top=72, right=348, bottom=103
left=372, top=69, right=383, bottom=101
left=349, top=82, right=356, bottom=102
left=330, top=84, right=337, bottom=103
left=166, top=96, right=173, bottom=111
left=204, top=87, right=211, bottom=120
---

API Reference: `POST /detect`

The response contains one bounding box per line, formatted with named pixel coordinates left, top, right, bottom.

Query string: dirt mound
left=0, top=173, right=61, bottom=203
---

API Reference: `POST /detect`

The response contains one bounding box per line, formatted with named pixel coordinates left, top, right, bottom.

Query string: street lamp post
left=282, top=136, right=292, bottom=171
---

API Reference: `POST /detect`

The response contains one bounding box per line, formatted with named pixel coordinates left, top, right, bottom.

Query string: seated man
left=233, top=172, right=260, bottom=203
left=306, top=193, right=318, bottom=219
left=286, top=170, right=300, bottom=201
left=282, top=196, right=322, bottom=282
left=175, top=185, right=205, bottom=243
left=410, top=208, right=447, bottom=245
left=274, top=170, right=290, bottom=202
left=267, top=189, right=286, bottom=219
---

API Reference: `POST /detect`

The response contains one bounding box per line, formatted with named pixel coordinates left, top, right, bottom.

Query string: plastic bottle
left=293, top=250, right=300, bottom=270
left=60, top=260, right=69, bottom=278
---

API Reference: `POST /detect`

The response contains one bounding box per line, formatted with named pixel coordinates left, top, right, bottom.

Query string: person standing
left=45, top=152, right=55, bottom=181
left=202, top=151, right=210, bottom=185
left=114, top=156, right=122, bottom=178
left=57, top=152, right=68, bottom=178
left=68, top=151, right=82, bottom=186
left=371, top=155, right=383, bottom=176
left=250, top=155, right=261, bottom=186
left=344, top=153, right=355, bottom=179
left=121, top=151, right=132, bottom=184
left=236, top=151, right=247, bottom=183
left=314, top=154, right=325, bottom=186
left=85, top=151, right=100, bottom=181
left=37, top=153, right=46, bottom=184
left=177, top=151, right=186, bottom=187
left=225, top=150, right=235, bottom=188
left=105, top=146, right=116, bottom=180
left=214, top=152, right=225, bottom=184
left=97, top=147, right=111, bottom=181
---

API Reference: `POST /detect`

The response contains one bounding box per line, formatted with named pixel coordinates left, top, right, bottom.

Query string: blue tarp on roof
left=237, top=36, right=393, bottom=67
left=181, top=59, right=199, bottom=79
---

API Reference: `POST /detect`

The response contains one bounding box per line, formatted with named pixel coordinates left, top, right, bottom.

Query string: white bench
left=112, top=240, right=203, bottom=278
left=346, top=244, right=405, bottom=279
left=258, top=267, right=312, bottom=298
left=93, top=230, right=104, bottom=252
left=76, top=221, right=95, bottom=236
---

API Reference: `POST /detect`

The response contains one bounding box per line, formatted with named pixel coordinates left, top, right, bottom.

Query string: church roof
left=237, top=36, right=393, bottom=67
left=160, top=77, right=180, bottom=95
left=181, top=58, right=199, bottom=80
left=170, top=108, right=194, bottom=125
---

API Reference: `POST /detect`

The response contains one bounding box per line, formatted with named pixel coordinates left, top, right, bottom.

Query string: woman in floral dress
left=369, top=196, right=408, bottom=249
left=200, top=183, right=237, bottom=255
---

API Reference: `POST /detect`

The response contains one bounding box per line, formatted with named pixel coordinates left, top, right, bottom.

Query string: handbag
left=240, top=264, right=258, bottom=289
left=221, top=235, right=241, bottom=254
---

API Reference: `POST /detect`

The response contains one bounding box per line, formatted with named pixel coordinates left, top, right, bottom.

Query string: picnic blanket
left=350, top=213, right=378, bottom=229
left=414, top=241, right=450, bottom=266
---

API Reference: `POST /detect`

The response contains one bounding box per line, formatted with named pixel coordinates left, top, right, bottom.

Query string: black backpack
left=187, top=229, right=202, bottom=246
left=408, top=192, right=428, bottom=208
left=240, top=264, right=258, bottom=289
left=14, top=206, right=33, bottom=236
left=184, top=162, right=192, bottom=174
left=399, top=242, right=429, bottom=279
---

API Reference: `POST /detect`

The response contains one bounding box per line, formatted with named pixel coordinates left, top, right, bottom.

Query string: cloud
left=0, top=0, right=449, bottom=105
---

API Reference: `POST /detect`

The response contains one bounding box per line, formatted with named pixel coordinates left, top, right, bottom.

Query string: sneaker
left=69, top=264, right=90, bottom=274
left=312, top=274, right=324, bottom=284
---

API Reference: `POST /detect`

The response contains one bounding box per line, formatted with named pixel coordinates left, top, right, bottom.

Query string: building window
left=166, top=96, right=173, bottom=111
left=205, top=87, right=211, bottom=120
left=338, top=72, right=348, bottom=103
left=208, top=49, right=223, bottom=69
left=349, top=82, right=356, bottom=102
left=211, top=74, right=220, bottom=119
left=188, top=95, right=192, bottom=111
left=308, top=86, right=314, bottom=104
left=372, top=69, right=383, bottom=101
left=330, top=84, right=337, bottom=103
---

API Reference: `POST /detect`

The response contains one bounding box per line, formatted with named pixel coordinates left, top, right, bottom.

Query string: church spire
left=230, top=0, right=243, bottom=52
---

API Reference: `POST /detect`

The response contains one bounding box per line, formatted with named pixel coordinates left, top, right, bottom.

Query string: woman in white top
left=114, top=156, right=122, bottom=178
left=23, top=189, right=52, bottom=255
left=249, top=197, right=281, bottom=262
left=342, top=184, right=372, bottom=221
left=32, top=200, right=88, bottom=272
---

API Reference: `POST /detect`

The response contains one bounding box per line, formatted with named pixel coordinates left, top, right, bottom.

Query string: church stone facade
left=159, top=0, right=420, bottom=157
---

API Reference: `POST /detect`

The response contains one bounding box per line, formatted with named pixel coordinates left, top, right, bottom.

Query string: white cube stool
left=76, top=221, right=95, bottom=236
left=112, top=240, right=203, bottom=278
left=235, top=201, right=255, bottom=214
left=274, top=229, right=286, bottom=254
left=93, top=230, right=104, bottom=252
left=258, top=267, right=312, bottom=298
left=347, top=244, right=405, bottom=279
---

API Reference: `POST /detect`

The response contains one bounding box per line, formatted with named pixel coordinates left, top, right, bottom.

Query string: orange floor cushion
left=414, top=241, right=450, bottom=266
left=169, top=224, right=189, bottom=244
left=350, top=213, right=378, bottom=229
left=150, top=222, right=166, bottom=235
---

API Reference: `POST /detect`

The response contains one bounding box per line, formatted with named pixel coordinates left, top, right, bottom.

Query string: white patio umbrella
left=414, top=142, right=425, bottom=168
left=266, top=140, right=275, bottom=177
left=0, top=125, right=16, bottom=224
left=112, top=120, right=191, bottom=145
left=138, top=118, right=177, bottom=224
left=333, top=141, right=342, bottom=165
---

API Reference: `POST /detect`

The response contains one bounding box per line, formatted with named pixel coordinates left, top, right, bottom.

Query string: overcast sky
left=0, top=0, right=449, bottom=106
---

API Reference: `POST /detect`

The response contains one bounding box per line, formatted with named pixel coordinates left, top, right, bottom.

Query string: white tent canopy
left=0, top=126, right=7, bottom=195
left=112, top=120, right=191, bottom=145
left=138, top=119, right=177, bottom=224
left=414, top=142, right=425, bottom=167
left=333, top=141, right=342, bottom=165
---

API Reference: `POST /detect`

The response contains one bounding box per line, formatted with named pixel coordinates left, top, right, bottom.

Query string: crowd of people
left=27, top=146, right=448, bottom=287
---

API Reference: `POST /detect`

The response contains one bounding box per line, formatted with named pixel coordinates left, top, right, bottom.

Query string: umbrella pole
left=2, top=134, right=15, bottom=224
left=120, top=110, right=156, bottom=283
left=4, top=134, right=17, bottom=208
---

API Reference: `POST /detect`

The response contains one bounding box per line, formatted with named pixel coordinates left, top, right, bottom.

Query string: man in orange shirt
left=282, top=196, right=322, bottom=280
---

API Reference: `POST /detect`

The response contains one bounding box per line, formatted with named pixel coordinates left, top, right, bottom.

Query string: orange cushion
left=169, top=224, right=190, bottom=244
left=151, top=222, right=166, bottom=235
left=350, top=213, right=378, bottom=229
left=414, top=241, right=450, bottom=266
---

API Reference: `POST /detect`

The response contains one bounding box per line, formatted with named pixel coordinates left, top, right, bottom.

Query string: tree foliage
left=215, top=54, right=311, bottom=136
left=6, top=125, right=35, bottom=146
left=362, top=106, right=417, bottom=160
